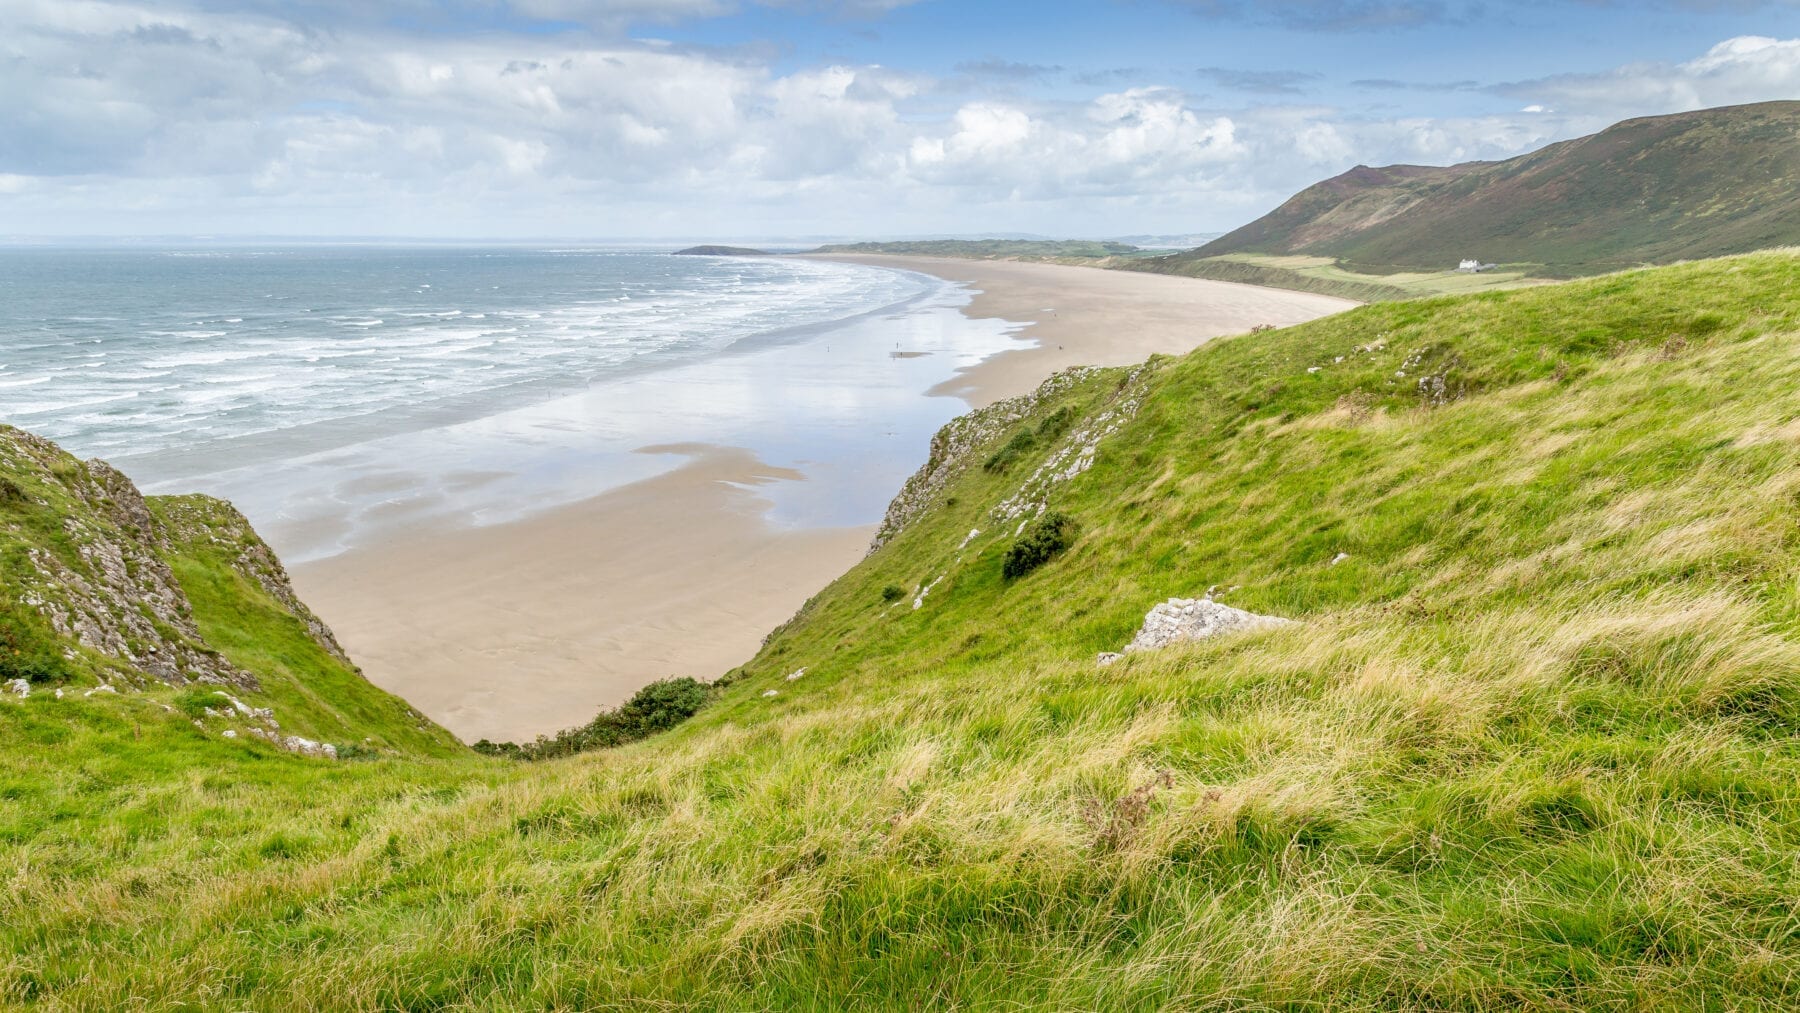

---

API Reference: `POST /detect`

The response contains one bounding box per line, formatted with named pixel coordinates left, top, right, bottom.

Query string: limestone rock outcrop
left=1100, top=597, right=1292, bottom=665
left=2, top=425, right=352, bottom=690
left=868, top=367, right=1099, bottom=555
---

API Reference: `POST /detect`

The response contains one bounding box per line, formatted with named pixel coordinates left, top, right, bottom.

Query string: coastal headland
left=293, top=259, right=1356, bottom=742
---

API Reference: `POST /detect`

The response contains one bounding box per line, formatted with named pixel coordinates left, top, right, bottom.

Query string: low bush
left=1035, top=405, right=1077, bottom=441
left=485, top=677, right=714, bottom=761
left=983, top=429, right=1037, bottom=473
left=1002, top=511, right=1078, bottom=580
left=880, top=584, right=906, bottom=603
left=0, top=602, right=70, bottom=684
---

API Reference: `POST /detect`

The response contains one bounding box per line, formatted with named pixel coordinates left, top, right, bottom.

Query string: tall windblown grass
left=6, top=252, right=1800, bottom=1008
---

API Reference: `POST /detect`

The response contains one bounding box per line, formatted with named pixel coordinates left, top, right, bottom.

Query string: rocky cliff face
left=0, top=426, right=345, bottom=688
left=868, top=367, right=1102, bottom=555
left=156, top=495, right=353, bottom=665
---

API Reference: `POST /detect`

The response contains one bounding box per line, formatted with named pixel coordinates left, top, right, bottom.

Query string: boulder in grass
left=1099, top=597, right=1291, bottom=665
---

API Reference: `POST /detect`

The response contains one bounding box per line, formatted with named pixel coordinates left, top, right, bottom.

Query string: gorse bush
left=880, top=584, right=905, bottom=603
left=1002, top=511, right=1078, bottom=579
left=479, top=676, right=714, bottom=760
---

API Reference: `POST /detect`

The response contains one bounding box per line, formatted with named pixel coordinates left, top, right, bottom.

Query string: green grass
left=6, top=253, right=1800, bottom=1007
left=1133, top=252, right=1546, bottom=302
left=150, top=495, right=461, bottom=757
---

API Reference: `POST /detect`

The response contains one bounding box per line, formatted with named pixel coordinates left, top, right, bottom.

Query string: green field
left=7, top=252, right=1800, bottom=1007
left=1129, top=252, right=1546, bottom=302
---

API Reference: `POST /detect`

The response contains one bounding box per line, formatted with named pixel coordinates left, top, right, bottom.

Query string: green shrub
left=983, top=429, right=1038, bottom=473
left=0, top=477, right=24, bottom=506
left=880, top=584, right=906, bottom=603
left=0, top=602, right=69, bottom=684
left=617, top=677, right=710, bottom=733
left=1002, top=511, right=1078, bottom=580
left=491, top=677, right=715, bottom=761
left=1036, top=405, right=1077, bottom=440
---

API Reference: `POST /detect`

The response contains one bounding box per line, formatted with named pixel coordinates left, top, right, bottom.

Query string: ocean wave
left=4, top=249, right=930, bottom=463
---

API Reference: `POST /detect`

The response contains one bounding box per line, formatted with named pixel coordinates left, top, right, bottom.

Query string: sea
left=0, top=246, right=1022, bottom=561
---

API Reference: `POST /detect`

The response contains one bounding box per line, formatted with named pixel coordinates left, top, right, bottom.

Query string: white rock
left=913, top=574, right=944, bottom=610
left=83, top=684, right=118, bottom=697
left=222, top=729, right=237, bottom=739
left=1096, top=652, right=1124, bottom=667
left=6, top=679, right=28, bottom=698
left=1330, top=552, right=1350, bottom=566
left=958, top=528, right=982, bottom=549
left=1110, top=597, right=1293, bottom=659
left=785, top=667, right=807, bottom=681
left=762, top=689, right=779, bottom=698
left=54, top=688, right=65, bottom=699
left=1307, top=366, right=1321, bottom=374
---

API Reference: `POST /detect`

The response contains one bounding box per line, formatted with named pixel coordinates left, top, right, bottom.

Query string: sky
left=2, top=0, right=1798, bottom=240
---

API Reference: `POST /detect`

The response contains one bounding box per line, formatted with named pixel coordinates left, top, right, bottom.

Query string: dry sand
left=808, top=255, right=1357, bottom=406
left=292, top=445, right=872, bottom=745
left=293, top=258, right=1355, bottom=743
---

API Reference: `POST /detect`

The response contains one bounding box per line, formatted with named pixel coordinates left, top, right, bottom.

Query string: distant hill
left=813, top=239, right=1148, bottom=260
left=673, top=245, right=769, bottom=256
left=1109, top=233, right=1224, bottom=249
left=1172, top=101, right=1800, bottom=279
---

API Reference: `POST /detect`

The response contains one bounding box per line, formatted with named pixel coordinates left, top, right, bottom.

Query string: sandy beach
left=293, top=445, right=873, bottom=745
left=808, top=255, right=1357, bottom=406
left=293, top=259, right=1356, bottom=742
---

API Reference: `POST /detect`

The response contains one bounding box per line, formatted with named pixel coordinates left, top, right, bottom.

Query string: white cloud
left=1497, top=35, right=1800, bottom=117
left=1, top=4, right=1795, bottom=237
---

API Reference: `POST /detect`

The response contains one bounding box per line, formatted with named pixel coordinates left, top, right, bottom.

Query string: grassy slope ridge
left=1129, top=252, right=1417, bottom=302
left=1171, top=101, right=1800, bottom=278
left=0, top=429, right=459, bottom=757
left=8, top=253, right=1800, bottom=1007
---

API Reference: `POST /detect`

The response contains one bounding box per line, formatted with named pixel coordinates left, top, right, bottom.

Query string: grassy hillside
left=0, top=428, right=460, bottom=757
left=8, top=253, right=1800, bottom=1007
left=1123, top=251, right=1546, bottom=302
left=1168, top=101, right=1800, bottom=278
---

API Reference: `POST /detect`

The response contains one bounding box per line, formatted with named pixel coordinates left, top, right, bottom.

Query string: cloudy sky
left=3, top=0, right=1798, bottom=239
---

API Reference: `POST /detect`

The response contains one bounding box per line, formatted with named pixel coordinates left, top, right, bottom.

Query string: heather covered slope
left=1168, top=101, right=1800, bottom=278
left=7, top=253, right=1800, bottom=1008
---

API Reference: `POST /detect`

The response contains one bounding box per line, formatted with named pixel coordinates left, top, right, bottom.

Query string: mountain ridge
left=1170, top=100, right=1800, bottom=278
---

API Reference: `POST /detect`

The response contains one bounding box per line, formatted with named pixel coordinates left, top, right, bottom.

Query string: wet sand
left=807, top=255, right=1357, bottom=405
